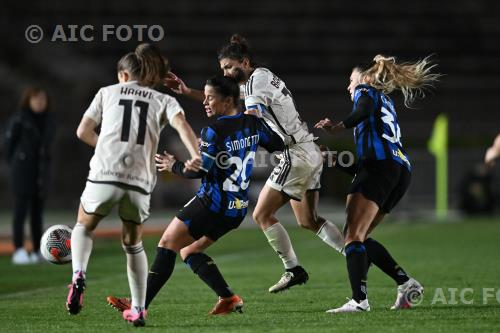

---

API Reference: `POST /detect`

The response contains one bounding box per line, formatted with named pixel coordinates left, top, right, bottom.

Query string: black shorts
left=348, top=160, right=411, bottom=213
left=176, top=196, right=244, bottom=241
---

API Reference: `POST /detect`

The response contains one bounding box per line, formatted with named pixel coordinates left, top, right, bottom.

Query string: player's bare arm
left=76, top=116, right=98, bottom=147
left=170, top=112, right=200, bottom=159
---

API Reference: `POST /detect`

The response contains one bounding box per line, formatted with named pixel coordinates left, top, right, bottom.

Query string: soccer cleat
left=123, top=308, right=147, bottom=327
left=391, top=277, right=424, bottom=310
left=326, top=298, right=370, bottom=313
left=12, top=248, right=31, bottom=265
left=107, top=296, right=131, bottom=312
left=209, top=295, right=244, bottom=315
left=268, top=266, right=309, bottom=293
left=66, top=272, right=86, bottom=315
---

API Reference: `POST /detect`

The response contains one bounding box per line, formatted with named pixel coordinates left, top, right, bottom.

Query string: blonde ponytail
left=361, top=55, right=441, bottom=107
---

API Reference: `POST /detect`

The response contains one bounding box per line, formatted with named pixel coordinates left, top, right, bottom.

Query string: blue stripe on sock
left=345, top=243, right=366, bottom=255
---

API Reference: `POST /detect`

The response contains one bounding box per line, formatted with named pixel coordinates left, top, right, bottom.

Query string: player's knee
left=252, top=209, right=275, bottom=229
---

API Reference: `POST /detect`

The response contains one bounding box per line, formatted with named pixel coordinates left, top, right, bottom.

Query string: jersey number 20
left=223, top=151, right=255, bottom=192
left=119, top=99, right=149, bottom=145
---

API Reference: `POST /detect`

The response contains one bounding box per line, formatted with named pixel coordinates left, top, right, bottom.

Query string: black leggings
left=12, top=193, right=44, bottom=252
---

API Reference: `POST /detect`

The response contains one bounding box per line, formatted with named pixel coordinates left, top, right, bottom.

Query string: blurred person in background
left=4, top=87, right=55, bottom=265
left=484, top=134, right=500, bottom=168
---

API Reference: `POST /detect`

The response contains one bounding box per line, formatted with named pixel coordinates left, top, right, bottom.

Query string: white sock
left=71, top=223, right=93, bottom=280
left=123, top=242, right=148, bottom=311
left=263, top=223, right=299, bottom=269
left=316, top=221, right=345, bottom=255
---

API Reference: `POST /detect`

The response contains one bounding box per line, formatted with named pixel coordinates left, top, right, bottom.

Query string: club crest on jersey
left=228, top=199, right=249, bottom=210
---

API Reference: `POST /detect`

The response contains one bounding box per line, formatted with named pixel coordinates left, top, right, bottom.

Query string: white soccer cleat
left=326, top=298, right=370, bottom=313
left=268, top=266, right=309, bottom=293
left=12, top=248, right=31, bottom=265
left=391, top=277, right=424, bottom=310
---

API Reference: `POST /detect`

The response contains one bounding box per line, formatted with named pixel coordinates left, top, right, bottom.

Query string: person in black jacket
left=5, top=87, right=55, bottom=264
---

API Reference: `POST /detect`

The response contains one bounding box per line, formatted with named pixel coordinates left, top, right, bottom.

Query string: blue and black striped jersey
left=352, top=84, right=411, bottom=171
left=196, top=113, right=284, bottom=218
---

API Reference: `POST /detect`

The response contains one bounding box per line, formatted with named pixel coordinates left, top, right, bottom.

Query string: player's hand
left=155, top=151, right=177, bottom=172
left=163, top=72, right=189, bottom=95
left=314, top=118, right=343, bottom=134
left=244, top=108, right=262, bottom=118
left=184, top=157, right=202, bottom=173
left=314, top=118, right=334, bottom=131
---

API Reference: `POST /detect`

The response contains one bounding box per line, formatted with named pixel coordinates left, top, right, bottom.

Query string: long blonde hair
left=359, top=55, right=441, bottom=107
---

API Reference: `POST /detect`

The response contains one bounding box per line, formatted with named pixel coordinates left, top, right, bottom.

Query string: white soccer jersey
left=243, top=68, right=314, bottom=145
left=83, top=80, right=183, bottom=193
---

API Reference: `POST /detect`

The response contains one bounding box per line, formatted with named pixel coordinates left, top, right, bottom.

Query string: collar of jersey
left=217, top=113, right=243, bottom=120
left=356, top=83, right=373, bottom=90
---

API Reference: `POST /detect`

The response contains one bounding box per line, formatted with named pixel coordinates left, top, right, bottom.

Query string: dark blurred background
left=0, top=0, right=499, bottom=214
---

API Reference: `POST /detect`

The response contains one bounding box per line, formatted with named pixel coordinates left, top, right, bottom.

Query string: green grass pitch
left=1, top=219, right=499, bottom=332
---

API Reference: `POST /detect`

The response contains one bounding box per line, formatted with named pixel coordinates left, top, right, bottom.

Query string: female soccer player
left=315, top=55, right=440, bottom=313
left=108, top=75, right=285, bottom=315
left=165, top=35, right=345, bottom=293
left=67, top=43, right=199, bottom=326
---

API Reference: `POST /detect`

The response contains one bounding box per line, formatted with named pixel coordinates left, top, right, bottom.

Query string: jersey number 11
left=119, top=99, right=149, bottom=145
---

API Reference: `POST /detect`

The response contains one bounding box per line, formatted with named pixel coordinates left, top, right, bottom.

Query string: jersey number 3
left=119, top=99, right=149, bottom=145
left=381, top=107, right=401, bottom=144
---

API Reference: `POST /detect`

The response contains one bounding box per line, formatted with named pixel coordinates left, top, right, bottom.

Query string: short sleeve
left=164, top=96, right=185, bottom=123
left=83, top=88, right=104, bottom=124
left=199, top=126, right=219, bottom=172
left=244, top=70, right=273, bottom=108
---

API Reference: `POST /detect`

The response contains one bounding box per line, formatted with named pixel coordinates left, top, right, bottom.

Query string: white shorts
left=266, top=141, right=323, bottom=201
left=80, top=181, right=151, bottom=224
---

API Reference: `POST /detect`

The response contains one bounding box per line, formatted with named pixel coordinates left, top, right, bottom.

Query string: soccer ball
left=40, top=225, right=72, bottom=264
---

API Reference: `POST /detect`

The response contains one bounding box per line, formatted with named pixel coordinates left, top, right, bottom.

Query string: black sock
left=365, top=238, right=409, bottom=285
left=185, top=253, right=233, bottom=298
left=145, top=247, right=177, bottom=309
left=345, top=241, right=368, bottom=302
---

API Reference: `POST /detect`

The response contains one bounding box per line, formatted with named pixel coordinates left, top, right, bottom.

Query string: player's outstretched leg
left=184, top=252, right=243, bottom=314
left=364, top=238, right=423, bottom=309
left=290, top=190, right=345, bottom=254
